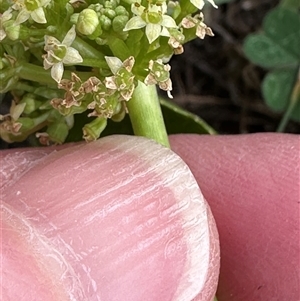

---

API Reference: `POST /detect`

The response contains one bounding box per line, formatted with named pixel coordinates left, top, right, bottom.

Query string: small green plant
left=0, top=0, right=218, bottom=146
left=243, top=1, right=300, bottom=132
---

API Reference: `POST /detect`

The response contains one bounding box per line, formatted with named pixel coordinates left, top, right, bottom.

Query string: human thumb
left=1, top=135, right=220, bottom=301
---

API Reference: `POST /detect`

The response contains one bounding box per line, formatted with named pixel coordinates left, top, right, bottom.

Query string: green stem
left=14, top=82, right=36, bottom=93
left=177, top=0, right=198, bottom=22
left=120, top=0, right=137, bottom=5
left=73, top=36, right=108, bottom=68
left=16, top=63, right=94, bottom=85
left=16, top=63, right=57, bottom=85
left=277, top=78, right=300, bottom=132
left=127, top=81, right=170, bottom=148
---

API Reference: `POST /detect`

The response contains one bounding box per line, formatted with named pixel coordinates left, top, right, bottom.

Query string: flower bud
left=104, top=8, right=116, bottom=19
left=115, top=6, right=128, bottom=16
left=95, top=37, right=107, bottom=45
left=112, top=15, right=129, bottom=32
left=9, top=102, right=26, bottom=121
left=76, top=9, right=100, bottom=35
left=99, top=15, right=111, bottom=31
left=167, top=1, right=181, bottom=19
left=19, top=94, right=42, bottom=114
left=46, top=122, right=69, bottom=144
left=4, top=20, right=21, bottom=41
left=111, top=102, right=126, bottom=122
left=83, top=117, right=107, bottom=142
left=16, top=117, right=35, bottom=133
left=70, top=13, right=79, bottom=25
left=104, top=0, right=119, bottom=9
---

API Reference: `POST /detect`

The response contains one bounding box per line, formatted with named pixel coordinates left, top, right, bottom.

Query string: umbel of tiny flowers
left=123, top=1, right=177, bottom=44
left=104, top=56, right=136, bottom=101
left=12, top=0, right=51, bottom=25
left=42, top=25, right=83, bottom=83
left=0, top=0, right=218, bottom=145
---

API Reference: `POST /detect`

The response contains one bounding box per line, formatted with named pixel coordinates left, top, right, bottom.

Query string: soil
left=169, top=0, right=300, bottom=134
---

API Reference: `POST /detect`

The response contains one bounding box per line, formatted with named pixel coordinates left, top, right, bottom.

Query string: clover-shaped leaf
left=243, top=7, right=300, bottom=124
left=262, top=68, right=299, bottom=122
left=244, top=8, right=300, bottom=68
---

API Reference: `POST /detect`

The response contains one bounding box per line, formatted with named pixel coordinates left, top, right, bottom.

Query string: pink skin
left=1, top=133, right=299, bottom=300
left=1, top=136, right=219, bottom=301
left=170, top=133, right=300, bottom=301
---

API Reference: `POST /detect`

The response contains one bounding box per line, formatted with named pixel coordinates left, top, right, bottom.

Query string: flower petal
left=190, top=0, right=205, bottom=9
left=161, top=15, right=177, bottom=28
left=51, top=62, right=64, bottom=83
left=160, top=27, right=170, bottom=37
left=62, top=25, right=76, bottom=46
left=43, top=56, right=53, bottom=69
left=105, top=56, right=123, bottom=75
left=206, top=0, right=218, bottom=8
left=123, top=16, right=146, bottom=31
left=14, top=10, right=30, bottom=25
left=63, top=47, right=83, bottom=65
left=181, top=17, right=196, bottom=29
left=196, top=25, right=206, bottom=39
left=131, top=4, right=145, bottom=16
left=145, top=23, right=161, bottom=44
left=104, top=76, right=118, bottom=90
left=2, top=8, right=13, bottom=22
left=31, top=7, right=47, bottom=24
left=0, top=30, right=6, bottom=41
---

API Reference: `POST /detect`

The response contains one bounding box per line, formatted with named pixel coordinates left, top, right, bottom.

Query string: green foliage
left=160, top=98, right=216, bottom=135
left=243, top=6, right=300, bottom=127
left=262, top=68, right=298, bottom=115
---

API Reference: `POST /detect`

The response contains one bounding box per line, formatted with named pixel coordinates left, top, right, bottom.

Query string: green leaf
left=244, top=34, right=298, bottom=68
left=160, top=98, right=217, bottom=135
left=262, top=68, right=300, bottom=121
left=264, top=8, right=300, bottom=59
left=280, top=0, right=300, bottom=12
left=243, top=6, right=300, bottom=129
left=243, top=7, right=300, bottom=69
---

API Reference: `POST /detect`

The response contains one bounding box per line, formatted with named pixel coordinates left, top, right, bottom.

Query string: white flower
left=123, top=2, right=177, bottom=44
left=0, top=8, right=12, bottom=41
left=182, top=13, right=214, bottom=40
left=104, top=56, right=135, bottom=101
left=144, top=59, right=173, bottom=98
left=42, top=26, right=83, bottom=83
left=190, top=0, right=218, bottom=10
left=12, top=0, right=51, bottom=25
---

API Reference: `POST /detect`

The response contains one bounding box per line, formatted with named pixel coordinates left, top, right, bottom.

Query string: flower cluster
left=0, top=0, right=217, bottom=144
left=123, top=2, right=177, bottom=44
left=43, top=26, right=83, bottom=83
left=182, top=13, right=214, bottom=39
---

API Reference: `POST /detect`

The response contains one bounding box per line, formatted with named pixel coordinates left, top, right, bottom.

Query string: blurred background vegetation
left=170, top=0, right=299, bottom=134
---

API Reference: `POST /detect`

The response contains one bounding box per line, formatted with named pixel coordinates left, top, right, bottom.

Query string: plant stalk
left=277, top=76, right=300, bottom=132
left=127, top=81, right=170, bottom=148
left=16, top=63, right=94, bottom=85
